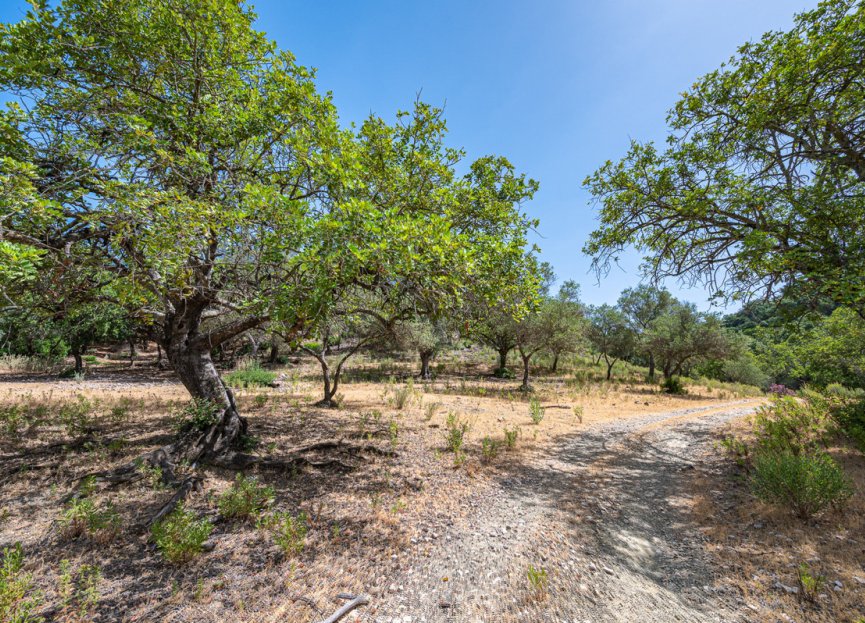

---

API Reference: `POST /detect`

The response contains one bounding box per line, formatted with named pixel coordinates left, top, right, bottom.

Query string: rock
left=201, top=540, right=216, bottom=552
left=773, top=581, right=798, bottom=595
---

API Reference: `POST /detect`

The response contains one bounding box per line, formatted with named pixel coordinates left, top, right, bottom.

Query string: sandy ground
left=0, top=358, right=769, bottom=622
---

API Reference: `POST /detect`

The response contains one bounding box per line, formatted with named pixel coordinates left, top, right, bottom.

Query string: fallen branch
left=315, top=594, right=369, bottom=623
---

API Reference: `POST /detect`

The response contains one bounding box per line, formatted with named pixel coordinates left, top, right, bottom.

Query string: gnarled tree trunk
left=419, top=349, right=433, bottom=380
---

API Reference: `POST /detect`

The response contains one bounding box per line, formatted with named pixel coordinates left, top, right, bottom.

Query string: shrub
left=172, top=398, right=220, bottom=434
left=58, top=395, right=96, bottom=437
left=752, top=395, right=831, bottom=455
left=750, top=450, right=853, bottom=519
left=572, top=405, right=584, bottom=424
left=60, top=497, right=121, bottom=543
left=218, top=474, right=274, bottom=521
left=0, top=543, right=43, bottom=623
left=58, top=560, right=100, bottom=620
left=391, top=379, right=416, bottom=410
left=796, top=562, right=825, bottom=602
left=526, top=564, right=549, bottom=596
left=444, top=412, right=470, bottom=454
left=660, top=376, right=686, bottom=394
left=529, top=398, right=545, bottom=424
left=423, top=401, right=441, bottom=421
left=150, top=504, right=213, bottom=564
left=768, top=383, right=796, bottom=396
left=480, top=437, right=499, bottom=463
left=503, top=426, right=520, bottom=450
left=258, top=511, right=307, bottom=557
left=0, top=405, right=26, bottom=442
left=833, top=398, right=865, bottom=453
left=493, top=367, right=514, bottom=379
left=224, top=360, right=276, bottom=388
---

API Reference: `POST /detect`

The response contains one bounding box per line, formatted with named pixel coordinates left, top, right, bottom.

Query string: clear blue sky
left=0, top=0, right=818, bottom=310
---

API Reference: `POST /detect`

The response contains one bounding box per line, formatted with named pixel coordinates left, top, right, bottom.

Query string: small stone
left=201, top=540, right=216, bottom=552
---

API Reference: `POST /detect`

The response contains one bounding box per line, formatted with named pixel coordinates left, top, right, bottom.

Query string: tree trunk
left=167, top=343, right=247, bottom=459
left=268, top=339, right=279, bottom=364
left=497, top=347, right=509, bottom=373
left=315, top=355, right=336, bottom=407
left=520, top=353, right=531, bottom=391
left=72, top=350, right=83, bottom=375
left=604, top=354, right=616, bottom=380
left=128, top=338, right=137, bottom=368
left=419, top=350, right=433, bottom=380
left=551, top=352, right=559, bottom=373
left=648, top=352, right=655, bottom=380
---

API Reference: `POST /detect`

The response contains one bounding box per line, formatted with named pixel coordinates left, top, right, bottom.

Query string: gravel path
left=373, top=402, right=758, bottom=623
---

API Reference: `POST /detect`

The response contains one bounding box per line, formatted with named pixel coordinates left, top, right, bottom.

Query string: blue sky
left=0, top=0, right=818, bottom=309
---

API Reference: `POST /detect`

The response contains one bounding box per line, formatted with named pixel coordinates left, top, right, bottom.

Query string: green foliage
left=585, top=0, right=865, bottom=316
left=423, top=401, right=441, bottom=421
left=750, top=450, right=853, bottom=519
left=503, top=426, right=520, bottom=450
left=572, top=405, right=584, bottom=424
left=444, top=412, right=470, bottom=454
left=526, top=564, right=549, bottom=595
left=796, top=562, right=825, bottom=602
left=57, top=560, right=100, bottom=621
left=492, top=367, right=514, bottom=379
left=390, top=379, right=417, bottom=410
left=224, top=361, right=276, bottom=389
left=529, top=397, right=545, bottom=424
left=150, top=504, right=213, bottom=564
left=172, top=399, right=220, bottom=434
left=217, top=474, right=274, bottom=521
left=660, top=376, right=686, bottom=395
left=480, top=437, right=499, bottom=463
left=57, top=395, right=96, bottom=437
left=257, top=511, right=308, bottom=557
left=752, top=395, right=831, bottom=455
left=60, top=497, right=120, bottom=543
left=0, top=544, right=43, bottom=623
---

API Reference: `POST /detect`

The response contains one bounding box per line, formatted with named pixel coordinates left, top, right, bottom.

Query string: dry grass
left=0, top=351, right=765, bottom=622
left=692, top=417, right=865, bottom=623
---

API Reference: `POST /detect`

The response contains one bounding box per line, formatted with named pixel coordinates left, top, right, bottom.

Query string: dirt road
left=373, top=402, right=758, bottom=623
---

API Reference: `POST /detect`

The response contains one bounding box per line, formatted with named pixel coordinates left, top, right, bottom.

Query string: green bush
left=0, top=543, right=43, bottom=623
left=833, top=398, right=865, bottom=453
left=750, top=450, right=853, bottom=519
left=493, top=367, right=514, bottom=379
left=150, top=504, right=213, bottom=564
left=660, top=376, right=686, bottom=394
left=58, top=395, right=96, bottom=437
left=224, top=361, right=276, bottom=388
left=752, top=395, right=831, bottom=455
left=172, top=398, right=220, bottom=434
left=257, top=511, right=307, bottom=557
left=480, top=437, right=499, bottom=463
left=503, top=426, right=520, bottom=450
left=444, top=412, right=470, bottom=454
left=60, top=497, right=120, bottom=543
left=218, top=474, right=274, bottom=521
left=529, top=397, right=545, bottom=424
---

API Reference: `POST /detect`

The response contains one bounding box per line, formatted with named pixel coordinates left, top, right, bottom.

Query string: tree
left=646, top=303, right=734, bottom=378
left=544, top=280, right=585, bottom=373
left=586, top=305, right=636, bottom=380
left=584, top=0, right=865, bottom=317
left=0, top=0, right=538, bottom=510
left=392, top=317, right=453, bottom=380
left=617, top=285, right=673, bottom=379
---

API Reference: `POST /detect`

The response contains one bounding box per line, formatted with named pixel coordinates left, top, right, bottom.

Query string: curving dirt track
left=372, top=402, right=760, bottom=623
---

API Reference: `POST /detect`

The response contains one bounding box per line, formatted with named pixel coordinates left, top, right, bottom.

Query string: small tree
left=392, top=318, right=453, bottom=380
left=646, top=303, right=734, bottom=378
left=586, top=305, right=636, bottom=380
left=618, top=285, right=673, bottom=380
left=544, top=280, right=585, bottom=373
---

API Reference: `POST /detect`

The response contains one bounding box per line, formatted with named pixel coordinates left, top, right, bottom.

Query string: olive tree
left=617, top=285, right=673, bottom=379
left=586, top=305, right=636, bottom=380
left=646, top=303, right=734, bottom=378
